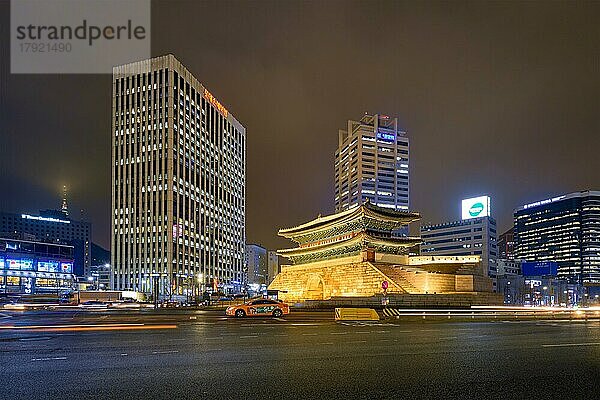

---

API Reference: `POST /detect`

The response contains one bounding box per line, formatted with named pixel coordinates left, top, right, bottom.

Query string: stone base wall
left=299, top=293, right=504, bottom=309
left=269, top=261, right=409, bottom=303
left=269, top=260, right=495, bottom=303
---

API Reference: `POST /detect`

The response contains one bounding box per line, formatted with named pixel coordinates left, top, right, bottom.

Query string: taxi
left=226, top=298, right=289, bottom=318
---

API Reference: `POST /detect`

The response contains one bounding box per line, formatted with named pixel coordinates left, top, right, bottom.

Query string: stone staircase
left=368, top=263, right=421, bottom=294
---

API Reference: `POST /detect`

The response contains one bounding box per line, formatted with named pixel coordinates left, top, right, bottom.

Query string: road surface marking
left=19, top=336, right=52, bottom=341
left=542, top=342, right=600, bottom=348
left=167, top=338, right=186, bottom=342
left=302, top=333, right=318, bottom=336
left=31, top=357, right=67, bottom=362
left=349, top=340, right=367, bottom=344
left=330, top=332, right=348, bottom=335
left=239, top=335, right=259, bottom=339
left=120, top=353, right=128, bottom=356
left=152, top=350, right=179, bottom=354
left=318, top=342, right=334, bottom=345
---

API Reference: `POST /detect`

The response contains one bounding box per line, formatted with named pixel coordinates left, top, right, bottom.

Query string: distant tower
left=61, top=185, right=69, bottom=217
left=335, top=113, right=410, bottom=212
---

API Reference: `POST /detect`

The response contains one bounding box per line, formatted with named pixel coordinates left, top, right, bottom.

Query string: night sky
left=0, top=1, right=598, bottom=251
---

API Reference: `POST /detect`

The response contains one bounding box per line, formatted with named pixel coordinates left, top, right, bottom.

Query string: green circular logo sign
left=469, top=202, right=485, bottom=217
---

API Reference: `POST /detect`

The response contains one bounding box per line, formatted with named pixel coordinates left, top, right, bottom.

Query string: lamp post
left=197, top=272, right=204, bottom=304
left=542, top=286, right=548, bottom=306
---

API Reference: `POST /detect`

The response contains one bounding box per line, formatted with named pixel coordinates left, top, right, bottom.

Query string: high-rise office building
left=335, top=114, right=409, bottom=212
left=267, top=250, right=280, bottom=285
left=245, top=244, right=267, bottom=285
left=514, top=190, right=600, bottom=284
left=0, top=209, right=91, bottom=277
left=111, top=55, right=246, bottom=298
left=497, top=227, right=515, bottom=260
left=420, top=196, right=498, bottom=283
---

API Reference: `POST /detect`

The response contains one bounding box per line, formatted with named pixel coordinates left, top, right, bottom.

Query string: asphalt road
left=1, top=309, right=599, bottom=399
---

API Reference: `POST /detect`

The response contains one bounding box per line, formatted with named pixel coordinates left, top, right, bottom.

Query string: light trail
left=0, top=323, right=177, bottom=332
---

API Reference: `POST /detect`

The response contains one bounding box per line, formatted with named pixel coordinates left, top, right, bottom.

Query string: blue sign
left=522, top=261, right=558, bottom=277
left=376, top=132, right=395, bottom=142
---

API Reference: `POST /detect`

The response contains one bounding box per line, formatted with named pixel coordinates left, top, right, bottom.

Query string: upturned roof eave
left=277, top=233, right=421, bottom=257
left=278, top=204, right=420, bottom=239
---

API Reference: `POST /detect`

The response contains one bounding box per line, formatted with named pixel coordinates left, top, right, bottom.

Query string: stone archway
left=304, top=273, right=325, bottom=300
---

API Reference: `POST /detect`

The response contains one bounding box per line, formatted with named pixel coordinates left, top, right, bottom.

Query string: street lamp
left=197, top=272, right=204, bottom=301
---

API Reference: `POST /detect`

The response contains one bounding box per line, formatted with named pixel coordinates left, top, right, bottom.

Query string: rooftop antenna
left=61, top=185, right=69, bottom=217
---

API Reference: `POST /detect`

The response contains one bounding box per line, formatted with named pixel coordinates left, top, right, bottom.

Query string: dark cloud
left=1, top=0, right=598, bottom=250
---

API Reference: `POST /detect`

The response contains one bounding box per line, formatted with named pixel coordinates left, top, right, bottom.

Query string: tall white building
left=335, top=114, right=409, bottom=212
left=111, top=55, right=246, bottom=298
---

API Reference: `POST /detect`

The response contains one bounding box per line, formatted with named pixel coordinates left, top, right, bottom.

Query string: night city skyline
left=2, top=2, right=600, bottom=399
left=1, top=1, right=598, bottom=252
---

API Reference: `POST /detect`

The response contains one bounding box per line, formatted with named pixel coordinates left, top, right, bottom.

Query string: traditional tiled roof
left=279, top=202, right=420, bottom=240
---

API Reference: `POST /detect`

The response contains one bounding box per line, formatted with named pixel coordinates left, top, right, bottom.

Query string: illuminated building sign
left=522, top=261, right=558, bottom=277
left=461, top=196, right=491, bottom=220
left=203, top=88, right=228, bottom=118
left=172, top=224, right=183, bottom=239
left=376, top=132, right=395, bottom=142
left=522, top=195, right=566, bottom=210
left=38, top=260, right=60, bottom=272
left=21, top=214, right=70, bottom=224
left=60, top=262, right=73, bottom=273
left=7, top=258, right=34, bottom=270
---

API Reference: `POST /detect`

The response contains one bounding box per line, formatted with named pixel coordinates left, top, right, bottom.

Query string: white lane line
left=205, top=337, right=224, bottom=340
left=168, top=338, right=186, bottom=342
left=318, top=342, right=334, bottom=345
left=31, top=357, right=67, bottom=361
left=542, top=342, right=600, bottom=348
left=19, top=336, right=52, bottom=341
left=349, top=340, right=367, bottom=344
left=302, top=333, right=318, bottom=336
left=330, top=332, right=348, bottom=335
left=0, top=313, right=12, bottom=319
left=152, top=350, right=179, bottom=354
left=355, top=331, right=371, bottom=335
left=239, top=335, right=258, bottom=339
left=120, top=353, right=128, bottom=356
left=274, top=334, right=289, bottom=337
